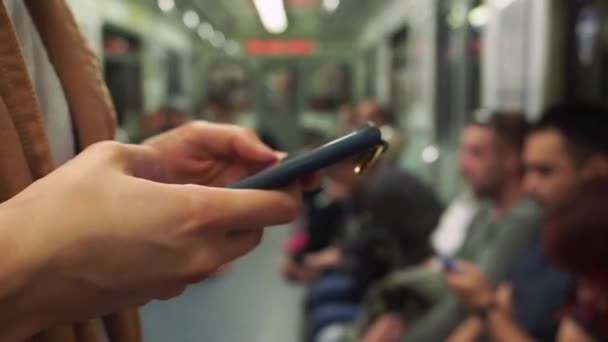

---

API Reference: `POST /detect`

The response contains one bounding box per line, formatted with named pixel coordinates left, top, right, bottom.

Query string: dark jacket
left=338, top=163, right=444, bottom=296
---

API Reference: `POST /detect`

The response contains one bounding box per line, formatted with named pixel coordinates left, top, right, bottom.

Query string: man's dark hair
left=532, top=103, right=608, bottom=164
left=375, top=107, right=395, bottom=125
left=470, top=110, right=529, bottom=154
left=490, top=111, right=529, bottom=154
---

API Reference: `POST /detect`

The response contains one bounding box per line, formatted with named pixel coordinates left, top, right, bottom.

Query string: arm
left=0, top=200, right=51, bottom=341
left=556, top=317, right=594, bottom=342
left=400, top=295, right=470, bottom=341
left=485, top=310, right=537, bottom=342
left=403, top=201, right=541, bottom=340
left=446, top=264, right=540, bottom=342
left=444, top=305, right=538, bottom=342
left=447, top=317, right=483, bottom=342
left=279, top=257, right=320, bottom=283
left=351, top=266, right=445, bottom=339
left=405, top=298, right=538, bottom=342
left=361, top=313, right=407, bottom=342
left=486, top=282, right=538, bottom=342
left=0, top=123, right=307, bottom=340
left=476, top=198, right=541, bottom=283
left=304, top=247, right=344, bottom=270
left=445, top=308, right=538, bottom=342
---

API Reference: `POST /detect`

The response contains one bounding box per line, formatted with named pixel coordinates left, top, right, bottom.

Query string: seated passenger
left=545, top=178, right=608, bottom=342
left=351, top=111, right=541, bottom=342
left=444, top=103, right=608, bottom=342
left=281, top=184, right=345, bottom=284
left=283, top=151, right=443, bottom=341
left=280, top=127, right=344, bottom=284
left=356, top=100, right=405, bottom=165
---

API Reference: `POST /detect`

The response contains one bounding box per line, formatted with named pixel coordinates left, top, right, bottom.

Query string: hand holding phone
left=439, top=254, right=459, bottom=272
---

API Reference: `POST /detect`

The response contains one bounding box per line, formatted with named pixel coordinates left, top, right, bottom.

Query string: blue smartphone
left=227, top=123, right=387, bottom=190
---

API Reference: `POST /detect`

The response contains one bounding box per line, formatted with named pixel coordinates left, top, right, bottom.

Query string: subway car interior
left=4, top=0, right=608, bottom=341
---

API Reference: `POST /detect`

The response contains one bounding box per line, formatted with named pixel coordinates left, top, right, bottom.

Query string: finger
left=495, top=283, right=512, bottom=307
left=181, top=184, right=301, bottom=232
left=275, top=151, right=288, bottom=160
left=186, top=121, right=276, bottom=163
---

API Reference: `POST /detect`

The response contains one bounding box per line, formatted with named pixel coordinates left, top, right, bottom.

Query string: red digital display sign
left=286, top=0, right=317, bottom=7
left=247, top=39, right=315, bottom=56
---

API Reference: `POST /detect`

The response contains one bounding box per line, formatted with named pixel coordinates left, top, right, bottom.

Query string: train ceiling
left=132, top=0, right=389, bottom=47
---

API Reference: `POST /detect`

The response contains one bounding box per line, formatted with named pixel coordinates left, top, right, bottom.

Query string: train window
left=565, top=0, right=608, bottom=105
left=390, top=27, right=409, bottom=117
left=435, top=0, right=483, bottom=144
left=102, top=25, right=143, bottom=127
left=364, top=48, right=377, bottom=98
left=166, top=50, right=183, bottom=96
left=261, top=63, right=296, bottom=116
left=467, top=0, right=483, bottom=119
left=202, top=61, right=250, bottom=121
left=435, top=0, right=458, bottom=144
left=257, top=62, right=299, bottom=151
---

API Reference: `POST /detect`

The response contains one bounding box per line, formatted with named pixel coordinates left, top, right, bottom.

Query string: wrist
left=0, top=198, right=53, bottom=339
left=473, top=301, right=497, bottom=321
left=473, top=288, right=495, bottom=310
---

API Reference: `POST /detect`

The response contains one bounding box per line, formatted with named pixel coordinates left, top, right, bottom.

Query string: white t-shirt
left=4, top=0, right=75, bottom=166
left=431, top=191, right=479, bottom=255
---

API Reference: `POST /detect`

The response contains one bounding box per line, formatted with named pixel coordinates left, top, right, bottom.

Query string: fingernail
left=256, top=144, right=275, bottom=159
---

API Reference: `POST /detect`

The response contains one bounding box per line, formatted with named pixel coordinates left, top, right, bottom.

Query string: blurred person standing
left=202, top=85, right=282, bottom=150
left=356, top=100, right=405, bottom=164
left=201, top=87, right=236, bottom=123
